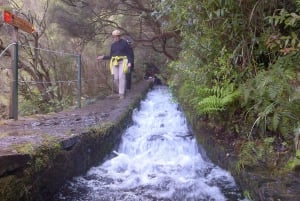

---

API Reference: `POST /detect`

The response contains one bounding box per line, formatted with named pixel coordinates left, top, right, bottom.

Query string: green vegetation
left=13, top=143, right=35, bottom=154
left=287, top=149, right=300, bottom=170
left=31, top=143, right=61, bottom=173
left=157, top=0, right=300, bottom=172
left=236, top=137, right=277, bottom=171
left=0, top=175, right=28, bottom=201
left=88, top=122, right=114, bottom=137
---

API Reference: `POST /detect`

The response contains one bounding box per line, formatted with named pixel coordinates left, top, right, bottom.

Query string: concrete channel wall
left=0, top=81, right=152, bottom=201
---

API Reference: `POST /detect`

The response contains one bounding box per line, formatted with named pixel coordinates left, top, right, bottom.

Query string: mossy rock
left=0, top=175, right=29, bottom=201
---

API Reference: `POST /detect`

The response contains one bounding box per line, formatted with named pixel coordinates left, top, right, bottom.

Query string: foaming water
left=55, top=86, right=245, bottom=201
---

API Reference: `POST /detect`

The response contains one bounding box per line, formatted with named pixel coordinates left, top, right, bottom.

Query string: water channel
left=55, top=86, right=246, bottom=201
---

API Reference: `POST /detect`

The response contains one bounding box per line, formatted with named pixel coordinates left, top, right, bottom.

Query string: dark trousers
left=126, top=71, right=132, bottom=90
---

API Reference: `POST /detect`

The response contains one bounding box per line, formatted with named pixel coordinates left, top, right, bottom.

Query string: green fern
left=238, top=137, right=276, bottom=170
left=297, top=0, right=300, bottom=12
left=272, top=112, right=280, bottom=131
left=197, top=95, right=225, bottom=114
left=195, top=84, right=240, bottom=115
left=242, top=61, right=300, bottom=139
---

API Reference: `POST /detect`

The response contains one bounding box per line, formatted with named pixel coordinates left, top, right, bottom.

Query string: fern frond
left=210, top=85, right=223, bottom=97
left=295, top=0, right=300, bottom=13
left=221, top=89, right=241, bottom=105
left=197, top=95, right=225, bottom=114
left=290, top=87, right=300, bottom=101
left=272, top=112, right=280, bottom=131
left=193, top=84, right=240, bottom=115
left=195, top=87, right=213, bottom=98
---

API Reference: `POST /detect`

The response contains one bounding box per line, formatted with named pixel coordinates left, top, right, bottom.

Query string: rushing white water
left=56, top=86, right=245, bottom=201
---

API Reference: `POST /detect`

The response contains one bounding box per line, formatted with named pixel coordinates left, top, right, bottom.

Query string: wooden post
left=77, top=54, right=82, bottom=108
left=9, top=27, right=18, bottom=120
left=3, top=10, right=35, bottom=120
left=34, top=32, right=38, bottom=69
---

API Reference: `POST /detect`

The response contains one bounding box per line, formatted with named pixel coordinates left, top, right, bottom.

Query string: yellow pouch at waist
left=109, top=56, right=128, bottom=74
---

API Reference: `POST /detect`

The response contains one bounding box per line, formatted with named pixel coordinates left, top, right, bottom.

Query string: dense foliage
left=157, top=0, right=300, bottom=170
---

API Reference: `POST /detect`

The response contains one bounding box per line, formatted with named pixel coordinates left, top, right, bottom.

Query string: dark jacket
left=103, top=39, right=134, bottom=64
left=128, top=43, right=134, bottom=70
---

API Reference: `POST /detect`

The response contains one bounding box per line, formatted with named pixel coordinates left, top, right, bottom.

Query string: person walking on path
left=97, top=29, right=133, bottom=99
left=125, top=39, right=134, bottom=92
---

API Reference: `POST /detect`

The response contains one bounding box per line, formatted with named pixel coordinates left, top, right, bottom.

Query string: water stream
left=55, top=86, right=245, bottom=201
